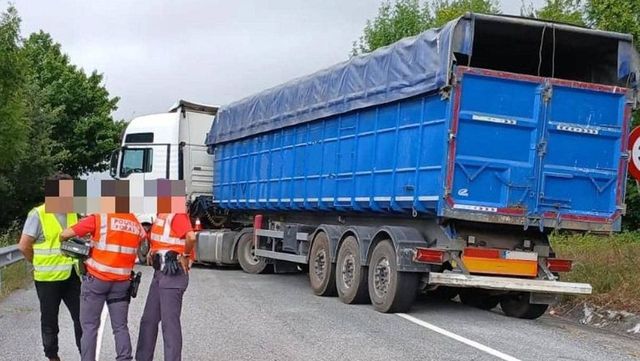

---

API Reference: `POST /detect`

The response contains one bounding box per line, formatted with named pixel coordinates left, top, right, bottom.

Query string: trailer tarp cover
left=207, top=14, right=638, bottom=146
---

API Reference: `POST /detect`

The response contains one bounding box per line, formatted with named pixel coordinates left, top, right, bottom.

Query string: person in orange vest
left=135, top=213, right=196, bottom=361
left=60, top=213, right=146, bottom=361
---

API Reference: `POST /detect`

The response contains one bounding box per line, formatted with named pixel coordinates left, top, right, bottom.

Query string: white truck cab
left=110, top=100, right=240, bottom=267
left=109, top=100, right=217, bottom=200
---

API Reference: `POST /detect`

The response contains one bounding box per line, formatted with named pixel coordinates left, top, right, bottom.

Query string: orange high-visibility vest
left=85, top=213, right=144, bottom=281
left=149, top=214, right=186, bottom=254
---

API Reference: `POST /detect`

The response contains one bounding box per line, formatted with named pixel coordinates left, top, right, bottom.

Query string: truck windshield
left=120, top=148, right=153, bottom=177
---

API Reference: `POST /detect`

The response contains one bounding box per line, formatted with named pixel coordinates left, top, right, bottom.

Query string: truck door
left=533, top=81, right=629, bottom=222
left=118, top=144, right=171, bottom=181
left=447, top=67, right=544, bottom=214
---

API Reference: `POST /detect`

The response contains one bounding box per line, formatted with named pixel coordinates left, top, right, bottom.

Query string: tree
left=0, top=6, right=27, bottom=172
left=0, top=5, right=125, bottom=229
left=352, top=0, right=431, bottom=55
left=431, top=0, right=500, bottom=27
left=585, top=0, right=640, bottom=42
left=523, top=0, right=585, bottom=26
left=352, top=0, right=499, bottom=55
left=21, top=32, right=125, bottom=177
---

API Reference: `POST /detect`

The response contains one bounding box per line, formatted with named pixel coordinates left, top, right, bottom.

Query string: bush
left=551, top=232, right=640, bottom=312
left=0, top=220, right=20, bottom=248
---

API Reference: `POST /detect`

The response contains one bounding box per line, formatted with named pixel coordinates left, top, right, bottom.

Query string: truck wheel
left=237, top=232, right=270, bottom=274
left=368, top=240, right=418, bottom=313
left=309, top=232, right=337, bottom=296
left=431, top=286, right=459, bottom=301
left=459, top=289, right=499, bottom=310
left=500, top=293, right=548, bottom=319
left=336, top=236, right=369, bottom=304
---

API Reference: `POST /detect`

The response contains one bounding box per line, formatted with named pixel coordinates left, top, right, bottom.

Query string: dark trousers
left=34, top=272, right=82, bottom=359
left=80, top=275, right=132, bottom=361
left=136, top=270, right=188, bottom=361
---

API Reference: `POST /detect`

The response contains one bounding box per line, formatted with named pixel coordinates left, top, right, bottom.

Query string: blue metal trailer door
left=534, top=79, right=630, bottom=224
left=446, top=67, right=630, bottom=230
left=446, top=67, right=544, bottom=215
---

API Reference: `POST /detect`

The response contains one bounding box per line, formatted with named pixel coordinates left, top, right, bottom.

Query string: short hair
left=47, top=171, right=73, bottom=181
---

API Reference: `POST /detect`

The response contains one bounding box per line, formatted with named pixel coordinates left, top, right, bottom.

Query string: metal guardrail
left=0, top=245, right=24, bottom=268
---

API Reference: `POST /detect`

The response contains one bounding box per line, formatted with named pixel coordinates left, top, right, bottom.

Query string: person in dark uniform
left=135, top=213, right=196, bottom=361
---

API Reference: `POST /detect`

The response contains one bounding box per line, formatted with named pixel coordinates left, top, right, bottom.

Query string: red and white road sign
left=628, top=127, right=640, bottom=181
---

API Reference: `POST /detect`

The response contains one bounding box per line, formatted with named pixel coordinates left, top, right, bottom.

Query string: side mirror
left=109, top=149, right=120, bottom=178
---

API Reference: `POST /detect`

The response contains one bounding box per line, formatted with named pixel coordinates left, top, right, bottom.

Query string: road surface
left=1, top=265, right=639, bottom=360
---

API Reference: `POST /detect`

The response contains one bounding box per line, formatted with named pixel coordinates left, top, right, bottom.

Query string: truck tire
left=336, top=236, right=369, bottom=304
left=368, top=240, right=418, bottom=313
left=500, top=292, right=548, bottom=319
left=309, top=232, right=337, bottom=296
left=459, top=289, right=499, bottom=310
left=431, top=286, right=459, bottom=301
left=237, top=232, right=270, bottom=274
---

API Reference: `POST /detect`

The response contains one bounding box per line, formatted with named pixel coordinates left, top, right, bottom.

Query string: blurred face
left=43, top=179, right=187, bottom=214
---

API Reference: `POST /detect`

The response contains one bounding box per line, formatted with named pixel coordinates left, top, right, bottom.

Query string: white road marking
left=396, top=313, right=522, bottom=361
left=95, top=304, right=108, bottom=360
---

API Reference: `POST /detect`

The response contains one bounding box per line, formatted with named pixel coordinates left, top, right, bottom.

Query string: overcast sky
left=10, top=0, right=544, bottom=121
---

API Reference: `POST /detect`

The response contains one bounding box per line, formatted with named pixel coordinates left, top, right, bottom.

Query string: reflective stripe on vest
left=33, top=264, right=73, bottom=272
left=85, top=258, right=132, bottom=276
left=149, top=214, right=187, bottom=254
left=32, top=205, right=78, bottom=282
left=85, top=213, right=141, bottom=281
left=149, top=232, right=185, bottom=246
left=91, top=241, right=137, bottom=255
left=33, top=248, right=62, bottom=255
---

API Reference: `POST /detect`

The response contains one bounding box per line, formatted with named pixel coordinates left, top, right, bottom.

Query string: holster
left=106, top=271, right=142, bottom=304
left=129, top=271, right=142, bottom=298
left=162, top=251, right=181, bottom=276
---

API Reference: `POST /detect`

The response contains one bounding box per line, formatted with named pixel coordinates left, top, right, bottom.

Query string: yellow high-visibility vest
left=32, top=205, right=78, bottom=281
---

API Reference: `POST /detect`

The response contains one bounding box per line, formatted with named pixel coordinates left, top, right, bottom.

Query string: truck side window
left=120, top=148, right=153, bottom=177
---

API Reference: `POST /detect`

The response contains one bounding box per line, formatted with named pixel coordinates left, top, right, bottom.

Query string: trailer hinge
left=536, top=139, right=548, bottom=157
left=618, top=203, right=627, bottom=216
left=542, top=84, right=553, bottom=103
left=622, top=150, right=631, bottom=160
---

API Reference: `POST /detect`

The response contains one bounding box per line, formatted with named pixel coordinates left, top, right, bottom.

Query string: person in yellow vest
left=17, top=173, right=82, bottom=361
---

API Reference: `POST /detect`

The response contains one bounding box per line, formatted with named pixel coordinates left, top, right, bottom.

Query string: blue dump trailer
left=201, top=13, right=639, bottom=317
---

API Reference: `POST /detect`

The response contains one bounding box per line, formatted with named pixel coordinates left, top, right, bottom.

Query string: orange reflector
left=462, top=256, right=538, bottom=277
left=547, top=258, right=572, bottom=273
left=414, top=248, right=445, bottom=264
left=463, top=247, right=500, bottom=259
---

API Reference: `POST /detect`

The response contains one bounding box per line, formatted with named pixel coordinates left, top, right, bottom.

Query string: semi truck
left=110, top=13, right=639, bottom=319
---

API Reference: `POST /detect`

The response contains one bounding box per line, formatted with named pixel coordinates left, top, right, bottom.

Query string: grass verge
left=0, top=260, right=32, bottom=300
left=551, top=232, right=640, bottom=313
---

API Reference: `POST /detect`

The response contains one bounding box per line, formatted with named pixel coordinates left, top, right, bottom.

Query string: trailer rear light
left=547, top=258, right=573, bottom=273
left=414, top=248, right=445, bottom=264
